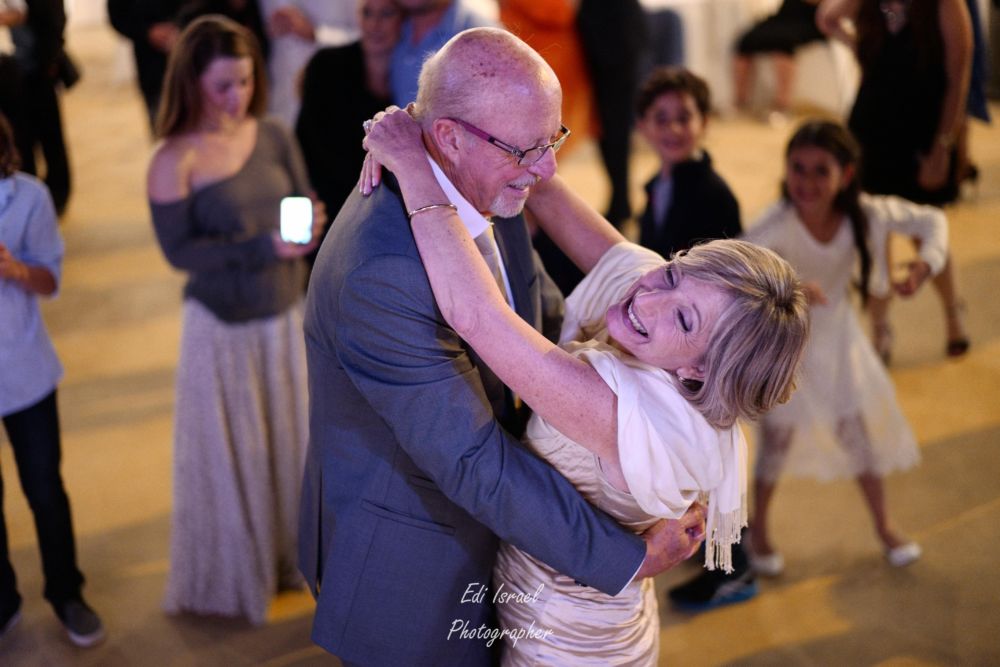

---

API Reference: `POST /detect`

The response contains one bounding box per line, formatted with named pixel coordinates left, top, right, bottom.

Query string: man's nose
left=527, top=149, right=557, bottom=181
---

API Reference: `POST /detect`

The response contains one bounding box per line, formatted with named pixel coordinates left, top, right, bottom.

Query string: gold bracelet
left=407, top=203, right=457, bottom=219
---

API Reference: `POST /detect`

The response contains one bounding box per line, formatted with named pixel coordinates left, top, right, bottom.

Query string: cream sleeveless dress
left=742, top=195, right=945, bottom=482
left=494, top=242, right=748, bottom=666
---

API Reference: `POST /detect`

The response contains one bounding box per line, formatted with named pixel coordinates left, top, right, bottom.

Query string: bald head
left=414, top=27, right=564, bottom=218
left=415, top=27, right=561, bottom=127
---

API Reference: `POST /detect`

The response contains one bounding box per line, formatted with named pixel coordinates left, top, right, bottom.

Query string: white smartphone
left=280, top=196, right=314, bottom=244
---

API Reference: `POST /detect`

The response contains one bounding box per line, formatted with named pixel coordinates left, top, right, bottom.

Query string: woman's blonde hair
left=671, top=239, right=809, bottom=429
left=154, top=15, right=267, bottom=138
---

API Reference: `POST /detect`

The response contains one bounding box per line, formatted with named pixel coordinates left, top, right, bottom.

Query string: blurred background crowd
left=0, top=0, right=997, bottom=664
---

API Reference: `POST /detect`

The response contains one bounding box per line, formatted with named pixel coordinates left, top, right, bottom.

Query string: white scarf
left=560, top=242, right=748, bottom=572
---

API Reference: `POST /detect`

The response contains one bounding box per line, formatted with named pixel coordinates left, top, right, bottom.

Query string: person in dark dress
left=819, top=0, right=971, bottom=361
left=635, top=67, right=742, bottom=260
left=295, top=0, right=401, bottom=241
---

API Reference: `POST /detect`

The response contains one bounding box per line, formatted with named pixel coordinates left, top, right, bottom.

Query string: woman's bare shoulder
left=148, top=136, right=198, bottom=203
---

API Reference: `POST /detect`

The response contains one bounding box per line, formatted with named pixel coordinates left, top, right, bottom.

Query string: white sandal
left=885, top=541, right=922, bottom=568
left=749, top=550, right=785, bottom=577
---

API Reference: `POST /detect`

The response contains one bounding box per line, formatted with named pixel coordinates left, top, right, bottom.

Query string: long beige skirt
left=163, top=299, right=308, bottom=625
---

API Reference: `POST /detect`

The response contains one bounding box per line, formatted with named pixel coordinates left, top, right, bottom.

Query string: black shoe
left=667, top=567, right=757, bottom=612
left=0, top=604, right=21, bottom=640
left=54, top=598, right=105, bottom=647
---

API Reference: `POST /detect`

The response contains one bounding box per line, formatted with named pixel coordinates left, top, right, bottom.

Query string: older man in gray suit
left=299, top=27, right=705, bottom=666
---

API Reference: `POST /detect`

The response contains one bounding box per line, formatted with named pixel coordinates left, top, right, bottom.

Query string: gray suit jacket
left=299, top=175, right=645, bottom=665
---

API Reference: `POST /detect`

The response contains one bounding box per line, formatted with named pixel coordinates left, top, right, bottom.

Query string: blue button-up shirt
left=390, top=1, right=493, bottom=107
left=0, top=172, right=63, bottom=417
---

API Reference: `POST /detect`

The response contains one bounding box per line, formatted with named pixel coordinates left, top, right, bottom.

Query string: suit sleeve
left=334, top=252, right=645, bottom=595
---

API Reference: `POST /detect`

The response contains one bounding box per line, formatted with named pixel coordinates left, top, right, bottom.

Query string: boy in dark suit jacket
left=636, top=67, right=742, bottom=259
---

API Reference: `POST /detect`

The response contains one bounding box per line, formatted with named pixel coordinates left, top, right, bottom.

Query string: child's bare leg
left=733, top=54, right=753, bottom=109
left=772, top=53, right=795, bottom=111
left=855, top=473, right=908, bottom=549
left=752, top=421, right=793, bottom=555
left=751, top=478, right=779, bottom=556
left=931, top=256, right=969, bottom=355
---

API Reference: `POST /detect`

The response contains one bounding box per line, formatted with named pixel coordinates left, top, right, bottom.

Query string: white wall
left=65, top=0, right=108, bottom=27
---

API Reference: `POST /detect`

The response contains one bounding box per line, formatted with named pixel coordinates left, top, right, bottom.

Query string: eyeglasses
left=447, top=117, right=571, bottom=166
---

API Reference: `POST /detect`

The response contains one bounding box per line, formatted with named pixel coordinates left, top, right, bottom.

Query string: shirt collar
left=426, top=153, right=491, bottom=239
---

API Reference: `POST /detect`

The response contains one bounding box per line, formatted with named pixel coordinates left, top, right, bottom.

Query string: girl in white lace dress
left=742, top=120, right=947, bottom=571
left=362, top=107, right=810, bottom=665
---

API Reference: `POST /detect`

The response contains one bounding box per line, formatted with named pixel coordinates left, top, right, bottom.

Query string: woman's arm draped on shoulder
left=816, top=0, right=859, bottom=45
left=525, top=174, right=627, bottom=275
left=364, top=110, right=621, bottom=472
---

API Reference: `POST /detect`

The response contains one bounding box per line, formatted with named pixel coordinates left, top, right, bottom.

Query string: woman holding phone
left=146, top=15, right=325, bottom=624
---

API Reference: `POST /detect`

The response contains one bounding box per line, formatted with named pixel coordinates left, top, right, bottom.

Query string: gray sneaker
left=55, top=599, right=105, bottom=648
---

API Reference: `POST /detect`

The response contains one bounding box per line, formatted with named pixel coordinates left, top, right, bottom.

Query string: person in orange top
left=499, top=0, right=597, bottom=149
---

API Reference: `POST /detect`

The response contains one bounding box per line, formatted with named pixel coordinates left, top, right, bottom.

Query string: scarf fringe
left=703, top=490, right=748, bottom=574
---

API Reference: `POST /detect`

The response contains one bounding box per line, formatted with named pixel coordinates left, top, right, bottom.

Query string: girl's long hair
left=782, top=120, right=872, bottom=304
left=154, top=15, right=267, bottom=138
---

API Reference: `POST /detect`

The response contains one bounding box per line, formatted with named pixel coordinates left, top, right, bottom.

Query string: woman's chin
left=605, top=304, right=636, bottom=353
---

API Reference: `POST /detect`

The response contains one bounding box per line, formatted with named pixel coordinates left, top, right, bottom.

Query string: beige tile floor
left=1, top=23, right=998, bottom=666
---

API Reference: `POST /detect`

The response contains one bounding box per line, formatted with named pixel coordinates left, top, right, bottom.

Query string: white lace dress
left=493, top=242, right=747, bottom=666
left=742, top=194, right=947, bottom=482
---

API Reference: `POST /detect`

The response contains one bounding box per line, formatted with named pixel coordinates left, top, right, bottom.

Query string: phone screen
left=280, top=196, right=313, bottom=244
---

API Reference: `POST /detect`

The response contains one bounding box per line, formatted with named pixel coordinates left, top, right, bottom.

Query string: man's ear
left=430, top=118, right=462, bottom=162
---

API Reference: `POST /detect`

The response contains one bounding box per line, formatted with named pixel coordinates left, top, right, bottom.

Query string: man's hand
left=635, top=503, right=706, bottom=579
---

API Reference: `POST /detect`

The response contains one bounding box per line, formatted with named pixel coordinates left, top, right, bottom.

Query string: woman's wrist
left=407, top=203, right=457, bottom=220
